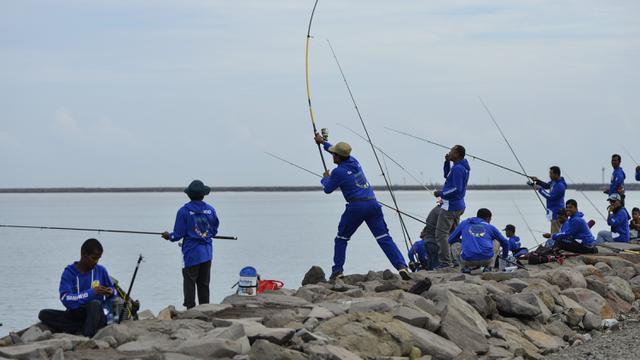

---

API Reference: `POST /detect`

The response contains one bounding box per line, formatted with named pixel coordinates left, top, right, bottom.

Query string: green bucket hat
left=184, top=180, right=211, bottom=197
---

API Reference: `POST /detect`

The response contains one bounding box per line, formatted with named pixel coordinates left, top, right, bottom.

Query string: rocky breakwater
left=2, top=253, right=640, bottom=360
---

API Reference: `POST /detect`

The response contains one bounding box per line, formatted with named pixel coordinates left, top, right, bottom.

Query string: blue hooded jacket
left=408, top=240, right=428, bottom=265
left=169, top=200, right=219, bottom=268
left=440, top=159, right=471, bottom=212
left=537, top=177, right=567, bottom=219
left=508, top=236, right=522, bottom=254
left=608, top=167, right=626, bottom=195
left=59, top=263, right=115, bottom=312
left=321, top=142, right=376, bottom=202
left=608, top=207, right=631, bottom=242
left=448, top=217, right=509, bottom=261
left=551, top=211, right=595, bottom=247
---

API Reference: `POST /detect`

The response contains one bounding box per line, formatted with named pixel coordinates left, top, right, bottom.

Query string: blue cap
left=239, top=266, right=257, bottom=277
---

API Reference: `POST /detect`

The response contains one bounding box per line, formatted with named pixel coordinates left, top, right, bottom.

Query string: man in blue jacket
left=604, top=154, right=625, bottom=198
left=596, top=193, right=631, bottom=243
left=543, top=199, right=597, bottom=254
left=447, top=208, right=509, bottom=272
left=636, top=165, right=640, bottom=182
left=408, top=240, right=429, bottom=271
left=531, top=166, right=566, bottom=233
left=314, top=133, right=411, bottom=281
left=162, top=180, right=219, bottom=309
left=38, top=239, right=115, bottom=337
left=503, top=224, right=528, bottom=258
left=429, top=145, right=470, bottom=268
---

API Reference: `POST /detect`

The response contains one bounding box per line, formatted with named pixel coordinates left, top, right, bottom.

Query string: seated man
left=408, top=239, right=429, bottom=271
left=543, top=199, right=597, bottom=254
left=39, top=238, right=115, bottom=337
left=596, top=194, right=631, bottom=243
left=448, top=208, right=509, bottom=273
left=630, top=207, right=640, bottom=240
left=503, top=224, right=528, bottom=258
left=544, top=208, right=568, bottom=248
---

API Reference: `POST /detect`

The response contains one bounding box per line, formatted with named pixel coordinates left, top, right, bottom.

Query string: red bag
left=257, top=279, right=284, bottom=294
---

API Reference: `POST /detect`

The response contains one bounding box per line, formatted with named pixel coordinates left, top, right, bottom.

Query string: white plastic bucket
left=237, top=266, right=258, bottom=296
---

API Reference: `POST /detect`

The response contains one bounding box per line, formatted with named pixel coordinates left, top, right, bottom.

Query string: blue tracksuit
left=447, top=217, right=509, bottom=261
left=607, top=207, right=631, bottom=242
left=321, top=142, right=407, bottom=274
left=169, top=200, right=219, bottom=268
left=440, top=159, right=470, bottom=211
left=608, top=167, right=625, bottom=195
left=551, top=212, right=595, bottom=247
left=59, top=263, right=115, bottom=313
left=507, top=235, right=528, bottom=257
left=545, top=220, right=569, bottom=248
left=536, top=177, right=567, bottom=220
left=408, top=240, right=428, bottom=267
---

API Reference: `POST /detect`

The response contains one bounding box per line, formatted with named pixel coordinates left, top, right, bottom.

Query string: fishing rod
left=118, top=254, right=143, bottom=324
left=622, top=146, right=639, bottom=165
left=326, top=39, right=414, bottom=253
left=478, top=97, right=547, bottom=212
left=563, top=173, right=607, bottom=222
left=305, top=0, right=329, bottom=173
left=511, top=200, right=542, bottom=249
left=385, top=127, right=531, bottom=178
left=337, top=123, right=433, bottom=192
left=264, top=152, right=427, bottom=224
left=0, top=224, right=238, bottom=240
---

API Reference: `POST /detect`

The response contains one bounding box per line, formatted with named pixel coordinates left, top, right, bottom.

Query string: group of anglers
left=33, top=138, right=640, bottom=340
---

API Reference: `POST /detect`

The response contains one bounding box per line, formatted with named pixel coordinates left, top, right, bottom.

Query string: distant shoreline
left=0, top=184, right=638, bottom=193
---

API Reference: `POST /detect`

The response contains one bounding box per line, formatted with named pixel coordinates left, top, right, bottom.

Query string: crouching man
left=447, top=208, right=510, bottom=273
left=38, top=238, right=115, bottom=337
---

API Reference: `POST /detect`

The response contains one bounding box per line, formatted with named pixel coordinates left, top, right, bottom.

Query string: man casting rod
left=0, top=224, right=238, bottom=240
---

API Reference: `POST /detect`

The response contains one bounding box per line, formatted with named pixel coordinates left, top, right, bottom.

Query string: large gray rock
left=302, top=344, right=363, bottom=360
left=480, top=270, right=529, bottom=282
left=302, top=266, right=327, bottom=285
left=630, top=275, right=640, bottom=299
left=175, top=303, right=232, bottom=320
left=523, top=329, right=563, bottom=354
left=518, top=293, right=552, bottom=323
left=561, top=288, right=615, bottom=318
left=582, top=312, right=602, bottom=331
left=392, top=306, right=431, bottom=328
left=493, top=293, right=542, bottom=318
left=176, top=337, right=246, bottom=358
left=605, top=275, right=635, bottom=303
left=295, top=285, right=333, bottom=303
left=503, top=278, right=529, bottom=292
left=347, top=297, right=398, bottom=313
left=223, top=293, right=313, bottom=308
left=488, top=320, right=541, bottom=360
left=307, top=306, right=334, bottom=320
left=249, top=339, right=308, bottom=360
left=426, top=288, right=489, bottom=337
left=20, top=325, right=51, bottom=343
left=437, top=282, right=495, bottom=317
left=401, top=323, right=462, bottom=360
left=548, top=269, right=587, bottom=290
left=438, top=304, right=489, bottom=354
left=0, top=338, right=72, bottom=359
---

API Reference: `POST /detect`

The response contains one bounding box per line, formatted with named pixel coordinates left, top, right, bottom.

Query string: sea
left=0, top=189, right=632, bottom=335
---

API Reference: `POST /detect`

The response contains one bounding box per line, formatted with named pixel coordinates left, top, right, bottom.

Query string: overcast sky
left=1, top=0, right=639, bottom=188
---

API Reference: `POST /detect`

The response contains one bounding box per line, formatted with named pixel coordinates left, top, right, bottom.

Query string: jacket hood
left=185, top=200, right=209, bottom=212
left=467, top=217, right=486, bottom=225
left=556, top=177, right=567, bottom=186
left=457, top=158, right=470, bottom=171
left=572, top=211, right=584, bottom=219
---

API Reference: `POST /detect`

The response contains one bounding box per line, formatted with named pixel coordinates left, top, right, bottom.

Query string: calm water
left=0, top=190, right=633, bottom=334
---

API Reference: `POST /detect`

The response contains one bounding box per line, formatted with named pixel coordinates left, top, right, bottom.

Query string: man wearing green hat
left=162, top=180, right=219, bottom=309
left=314, top=133, right=411, bottom=281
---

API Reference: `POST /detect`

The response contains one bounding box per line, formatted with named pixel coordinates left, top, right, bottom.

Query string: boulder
left=585, top=275, right=608, bottom=297
left=302, top=266, right=327, bottom=285
left=0, top=338, right=72, bottom=359
left=393, top=306, right=430, bottom=328
left=20, top=325, right=51, bottom=343
left=521, top=280, right=560, bottom=311
left=249, top=339, right=308, bottom=360
left=594, top=262, right=614, bottom=276
left=426, top=288, right=489, bottom=337
left=493, top=293, right=542, bottom=318
left=307, top=306, right=334, bottom=320
left=438, top=304, right=489, bottom=354
left=564, top=307, right=586, bottom=327
left=302, top=344, right=363, bottom=360
left=503, top=278, right=529, bottom=292
left=605, top=276, right=635, bottom=303
left=480, top=270, right=529, bottom=282
left=487, top=320, right=541, bottom=360
left=223, top=293, right=313, bottom=308
left=295, top=284, right=333, bottom=303
left=176, top=337, right=246, bottom=358
left=523, top=329, right=563, bottom=354
left=157, top=305, right=177, bottom=320
left=630, top=275, right=640, bottom=299
left=582, top=312, right=602, bottom=331
left=572, top=264, right=604, bottom=277
left=436, top=282, right=495, bottom=317
left=561, top=288, right=615, bottom=318
left=347, top=297, right=398, bottom=313
left=401, top=323, right=463, bottom=360
left=548, top=269, right=586, bottom=290
left=615, top=266, right=637, bottom=280
left=136, top=309, right=155, bottom=320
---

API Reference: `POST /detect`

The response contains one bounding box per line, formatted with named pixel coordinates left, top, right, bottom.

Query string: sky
left=1, top=0, right=639, bottom=188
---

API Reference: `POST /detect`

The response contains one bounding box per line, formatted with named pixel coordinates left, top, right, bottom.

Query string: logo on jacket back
left=468, top=224, right=486, bottom=238
left=193, top=213, right=212, bottom=238
left=353, top=170, right=370, bottom=189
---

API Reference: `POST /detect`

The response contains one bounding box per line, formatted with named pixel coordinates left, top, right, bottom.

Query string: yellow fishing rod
left=305, top=0, right=328, bottom=172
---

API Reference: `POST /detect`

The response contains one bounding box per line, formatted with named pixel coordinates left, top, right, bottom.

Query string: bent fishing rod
left=622, top=146, right=639, bottom=166
left=326, top=39, right=414, bottom=252
left=118, top=254, right=143, bottom=324
left=0, top=224, right=238, bottom=240
left=264, top=152, right=427, bottom=225
left=563, top=173, right=607, bottom=222
left=511, top=200, right=542, bottom=249
left=478, top=97, right=546, bottom=213
left=305, top=0, right=329, bottom=172
left=385, top=127, right=531, bottom=179
left=338, top=123, right=433, bottom=192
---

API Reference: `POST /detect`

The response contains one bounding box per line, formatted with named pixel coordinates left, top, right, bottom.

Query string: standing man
left=530, top=166, right=566, bottom=233
left=162, top=180, right=219, bottom=309
left=431, top=145, right=470, bottom=268
left=447, top=208, right=510, bottom=273
left=314, top=133, right=411, bottom=281
left=604, top=154, right=625, bottom=198
left=595, top=194, right=631, bottom=243
left=38, top=238, right=115, bottom=337
left=543, top=199, right=597, bottom=254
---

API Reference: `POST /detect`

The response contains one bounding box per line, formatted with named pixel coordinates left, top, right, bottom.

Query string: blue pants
left=332, top=201, right=408, bottom=274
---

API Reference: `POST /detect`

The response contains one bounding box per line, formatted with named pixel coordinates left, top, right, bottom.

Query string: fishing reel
left=321, top=128, right=329, bottom=141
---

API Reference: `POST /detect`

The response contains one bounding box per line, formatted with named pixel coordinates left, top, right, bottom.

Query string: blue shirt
left=537, top=177, right=567, bottom=220
left=448, top=217, right=509, bottom=261
left=59, top=263, right=115, bottom=312
left=320, top=142, right=376, bottom=202
left=551, top=212, right=595, bottom=247
left=169, top=200, right=219, bottom=268
left=608, top=167, right=626, bottom=195
left=408, top=240, right=428, bottom=265
left=608, top=207, right=631, bottom=243
left=439, top=159, right=470, bottom=212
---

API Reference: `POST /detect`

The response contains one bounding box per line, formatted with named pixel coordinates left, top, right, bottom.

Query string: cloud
left=52, top=107, right=135, bottom=145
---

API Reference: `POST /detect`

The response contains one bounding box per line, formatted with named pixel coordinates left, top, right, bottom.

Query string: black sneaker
left=399, top=268, right=412, bottom=280
left=329, top=271, right=344, bottom=281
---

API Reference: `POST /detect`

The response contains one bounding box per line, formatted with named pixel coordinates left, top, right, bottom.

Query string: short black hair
left=453, top=145, right=466, bottom=158
left=566, top=199, right=578, bottom=208
left=188, top=195, right=205, bottom=201
left=81, top=238, right=103, bottom=255
left=612, top=154, right=621, bottom=161
left=550, top=166, right=561, bottom=176
left=477, top=208, right=492, bottom=221
left=557, top=207, right=567, bottom=216
left=633, top=207, right=640, bottom=213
